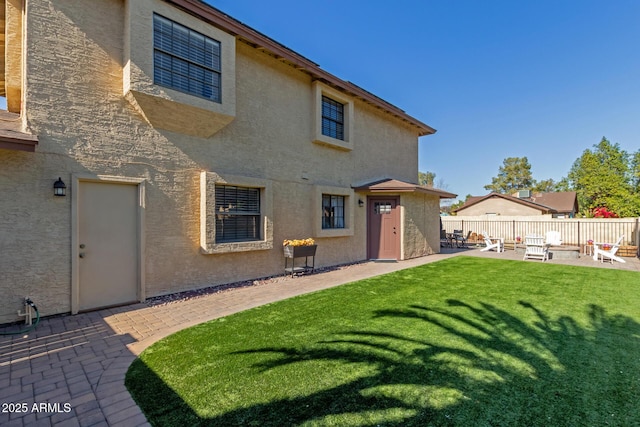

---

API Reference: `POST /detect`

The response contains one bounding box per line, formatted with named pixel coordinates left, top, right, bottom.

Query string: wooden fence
left=441, top=216, right=640, bottom=254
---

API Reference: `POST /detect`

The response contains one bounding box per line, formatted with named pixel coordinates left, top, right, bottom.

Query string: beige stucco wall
left=0, top=0, right=432, bottom=323
left=457, top=198, right=544, bottom=216
left=401, top=193, right=441, bottom=259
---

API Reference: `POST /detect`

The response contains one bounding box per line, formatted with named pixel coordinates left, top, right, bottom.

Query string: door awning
left=353, top=178, right=457, bottom=199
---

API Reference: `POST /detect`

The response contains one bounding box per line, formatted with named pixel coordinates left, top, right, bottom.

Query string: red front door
left=367, top=197, right=400, bottom=260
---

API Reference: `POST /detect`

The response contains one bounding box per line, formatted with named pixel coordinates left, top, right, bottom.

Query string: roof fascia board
left=0, top=138, right=37, bottom=152
left=0, top=128, right=38, bottom=152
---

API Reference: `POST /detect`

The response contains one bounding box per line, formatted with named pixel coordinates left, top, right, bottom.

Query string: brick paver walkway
left=0, top=249, right=638, bottom=426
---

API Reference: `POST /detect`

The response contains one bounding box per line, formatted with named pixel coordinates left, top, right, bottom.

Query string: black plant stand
left=284, top=245, right=317, bottom=276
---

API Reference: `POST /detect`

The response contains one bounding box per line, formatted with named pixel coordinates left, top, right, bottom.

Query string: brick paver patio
left=1, top=249, right=638, bottom=426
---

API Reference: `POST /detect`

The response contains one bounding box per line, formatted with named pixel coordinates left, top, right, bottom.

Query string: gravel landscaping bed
left=145, top=261, right=368, bottom=307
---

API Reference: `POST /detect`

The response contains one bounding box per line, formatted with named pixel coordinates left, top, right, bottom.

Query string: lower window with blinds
left=215, top=185, right=260, bottom=242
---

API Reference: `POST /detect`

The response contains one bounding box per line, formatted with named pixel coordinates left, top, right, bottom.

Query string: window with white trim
left=322, top=194, right=345, bottom=229
left=215, top=185, right=260, bottom=242
left=153, top=14, right=221, bottom=102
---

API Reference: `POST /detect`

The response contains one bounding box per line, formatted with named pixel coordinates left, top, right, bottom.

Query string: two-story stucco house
left=0, top=0, right=454, bottom=324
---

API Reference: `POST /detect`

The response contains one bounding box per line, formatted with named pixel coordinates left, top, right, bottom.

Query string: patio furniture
left=513, top=238, right=523, bottom=252
left=454, top=230, right=472, bottom=248
left=480, top=230, right=504, bottom=253
left=583, top=242, right=594, bottom=257
left=545, top=231, right=562, bottom=246
left=593, top=235, right=626, bottom=264
left=523, top=235, right=549, bottom=262
left=440, top=229, right=450, bottom=247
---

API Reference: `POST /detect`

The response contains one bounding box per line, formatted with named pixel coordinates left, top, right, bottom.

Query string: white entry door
left=77, top=180, right=139, bottom=311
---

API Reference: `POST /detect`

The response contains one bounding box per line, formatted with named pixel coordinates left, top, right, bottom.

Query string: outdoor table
left=506, top=240, right=522, bottom=251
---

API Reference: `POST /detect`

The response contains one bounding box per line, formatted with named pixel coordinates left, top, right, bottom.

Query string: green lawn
left=126, top=257, right=640, bottom=426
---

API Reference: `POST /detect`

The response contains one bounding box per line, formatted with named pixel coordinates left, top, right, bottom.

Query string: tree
left=418, top=171, right=436, bottom=187
left=419, top=171, right=450, bottom=191
left=567, top=137, right=640, bottom=217
left=434, top=177, right=450, bottom=191
left=531, top=178, right=557, bottom=193
left=484, top=157, right=534, bottom=193
left=554, top=177, right=572, bottom=192
left=632, top=150, right=640, bottom=190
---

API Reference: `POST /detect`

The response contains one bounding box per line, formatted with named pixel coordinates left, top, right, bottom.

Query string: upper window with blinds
left=215, top=185, right=261, bottom=243
left=153, top=14, right=222, bottom=103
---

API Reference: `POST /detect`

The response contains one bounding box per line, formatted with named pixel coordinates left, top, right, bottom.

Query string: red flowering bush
left=592, top=207, right=618, bottom=218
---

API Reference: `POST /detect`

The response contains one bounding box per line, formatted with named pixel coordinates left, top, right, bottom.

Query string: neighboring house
left=455, top=191, right=578, bottom=218
left=0, top=0, right=455, bottom=323
left=528, top=191, right=579, bottom=218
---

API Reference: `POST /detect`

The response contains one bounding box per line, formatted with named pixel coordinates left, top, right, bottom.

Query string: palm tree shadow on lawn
left=130, top=300, right=640, bottom=426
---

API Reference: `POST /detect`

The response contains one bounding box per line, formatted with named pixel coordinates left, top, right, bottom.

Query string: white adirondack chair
left=545, top=231, right=562, bottom=246
left=593, top=235, right=626, bottom=264
left=523, top=235, right=549, bottom=262
left=481, top=230, right=503, bottom=253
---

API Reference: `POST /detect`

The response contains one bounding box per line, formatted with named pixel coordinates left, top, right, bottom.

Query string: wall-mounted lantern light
left=358, top=199, right=364, bottom=207
left=54, top=177, right=66, bottom=197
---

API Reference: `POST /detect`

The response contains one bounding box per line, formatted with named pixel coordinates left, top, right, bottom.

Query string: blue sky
left=213, top=1, right=640, bottom=200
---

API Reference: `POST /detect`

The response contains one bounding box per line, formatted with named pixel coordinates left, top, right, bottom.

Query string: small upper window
left=374, top=202, right=392, bottom=215
left=321, top=96, right=344, bottom=140
left=153, top=14, right=221, bottom=102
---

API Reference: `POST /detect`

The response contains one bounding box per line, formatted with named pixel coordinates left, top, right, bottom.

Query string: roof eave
left=0, top=138, right=38, bottom=152
left=353, top=179, right=456, bottom=199
left=0, top=129, right=38, bottom=153
left=416, top=187, right=457, bottom=199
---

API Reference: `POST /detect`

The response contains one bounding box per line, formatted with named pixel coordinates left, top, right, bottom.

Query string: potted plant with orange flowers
left=283, top=238, right=317, bottom=257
